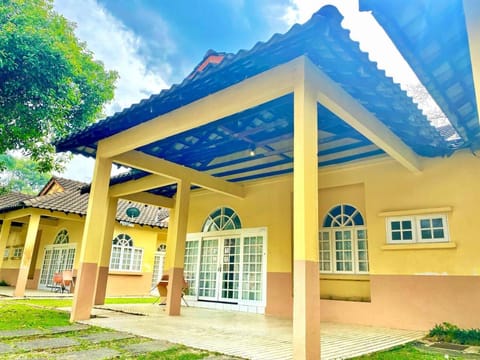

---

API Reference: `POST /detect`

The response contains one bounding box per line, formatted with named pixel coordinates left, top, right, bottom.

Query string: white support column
left=14, top=214, right=41, bottom=297
left=293, top=57, right=321, bottom=359
left=165, top=179, right=191, bottom=316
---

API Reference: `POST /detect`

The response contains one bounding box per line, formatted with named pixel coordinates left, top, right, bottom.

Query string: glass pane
left=331, top=205, right=341, bottom=217
left=353, top=213, right=364, bottom=226
left=323, top=215, right=333, bottom=228
left=335, top=232, right=343, bottom=240
left=402, top=221, right=412, bottom=230
left=421, top=230, right=432, bottom=239
left=433, top=229, right=445, bottom=239
left=392, top=231, right=401, bottom=241
left=403, top=231, right=413, bottom=240
left=420, top=219, right=430, bottom=228
left=391, top=221, right=401, bottom=230
left=432, top=218, right=443, bottom=227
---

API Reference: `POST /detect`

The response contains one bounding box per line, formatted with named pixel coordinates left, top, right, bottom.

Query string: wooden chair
left=153, top=274, right=189, bottom=306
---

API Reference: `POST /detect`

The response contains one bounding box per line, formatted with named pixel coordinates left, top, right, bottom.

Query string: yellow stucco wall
left=186, top=150, right=480, bottom=302
left=0, top=209, right=166, bottom=295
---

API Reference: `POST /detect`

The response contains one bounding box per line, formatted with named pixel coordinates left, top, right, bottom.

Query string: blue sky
left=51, top=0, right=440, bottom=181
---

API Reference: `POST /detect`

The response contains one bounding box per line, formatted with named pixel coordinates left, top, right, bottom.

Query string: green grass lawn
left=0, top=301, right=228, bottom=359
left=353, top=343, right=464, bottom=359
left=0, top=302, right=70, bottom=329
left=15, top=296, right=156, bottom=308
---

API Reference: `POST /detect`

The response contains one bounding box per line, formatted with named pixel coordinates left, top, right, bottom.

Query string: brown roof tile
left=0, top=178, right=168, bottom=228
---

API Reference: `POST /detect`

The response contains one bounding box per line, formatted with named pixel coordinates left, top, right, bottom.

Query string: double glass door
left=185, top=228, right=266, bottom=306
left=38, top=244, right=76, bottom=290
left=198, top=236, right=241, bottom=302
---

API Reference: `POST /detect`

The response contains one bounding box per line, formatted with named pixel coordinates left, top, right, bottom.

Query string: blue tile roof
left=55, top=6, right=453, bottom=195
left=360, top=0, right=479, bottom=145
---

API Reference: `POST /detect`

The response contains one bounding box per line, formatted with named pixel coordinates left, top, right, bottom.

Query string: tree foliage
left=0, top=0, right=117, bottom=172
left=0, top=154, right=50, bottom=194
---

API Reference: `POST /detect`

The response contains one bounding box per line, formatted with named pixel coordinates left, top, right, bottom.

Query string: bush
left=428, top=322, right=480, bottom=345
left=0, top=280, right=9, bottom=286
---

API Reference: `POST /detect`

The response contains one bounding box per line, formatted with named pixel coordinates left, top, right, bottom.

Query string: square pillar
left=14, top=214, right=41, bottom=297
left=293, top=57, right=321, bottom=359
left=71, top=156, right=112, bottom=321
left=165, top=179, right=190, bottom=316
left=94, top=196, right=118, bottom=305
left=0, top=220, right=12, bottom=272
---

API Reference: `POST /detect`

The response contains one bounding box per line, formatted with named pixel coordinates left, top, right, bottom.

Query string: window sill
left=320, top=274, right=370, bottom=281
left=378, top=206, right=452, bottom=217
left=108, top=271, right=143, bottom=276
left=381, top=242, right=456, bottom=250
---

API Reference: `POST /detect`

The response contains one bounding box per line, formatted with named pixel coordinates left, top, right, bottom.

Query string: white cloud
left=54, top=0, right=169, bottom=114
left=53, top=0, right=171, bottom=181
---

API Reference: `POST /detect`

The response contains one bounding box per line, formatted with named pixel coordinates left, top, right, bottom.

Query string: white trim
left=386, top=214, right=450, bottom=244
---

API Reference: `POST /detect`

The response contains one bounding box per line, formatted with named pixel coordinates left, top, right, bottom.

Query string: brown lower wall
left=266, top=272, right=293, bottom=317
left=0, top=269, right=20, bottom=287
left=320, top=275, right=480, bottom=330
left=106, top=272, right=153, bottom=296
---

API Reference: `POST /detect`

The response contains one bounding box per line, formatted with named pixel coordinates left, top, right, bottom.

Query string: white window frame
left=12, top=246, right=23, bottom=258
left=109, top=234, right=144, bottom=272
left=320, top=227, right=369, bottom=274
left=319, top=204, right=369, bottom=275
left=386, top=214, right=449, bottom=244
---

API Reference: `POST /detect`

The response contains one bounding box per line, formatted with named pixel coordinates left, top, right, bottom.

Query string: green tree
left=0, top=154, right=50, bottom=194
left=0, top=0, right=117, bottom=172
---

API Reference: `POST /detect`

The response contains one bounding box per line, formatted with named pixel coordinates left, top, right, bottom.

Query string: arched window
left=113, top=233, right=133, bottom=247
left=157, top=244, right=167, bottom=252
left=53, top=229, right=69, bottom=244
left=202, top=207, right=241, bottom=232
left=319, top=204, right=369, bottom=274
left=110, top=234, right=143, bottom=272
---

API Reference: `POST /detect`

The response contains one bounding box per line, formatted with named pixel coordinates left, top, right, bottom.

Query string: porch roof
left=360, top=0, right=480, bottom=145
left=54, top=6, right=457, bottom=197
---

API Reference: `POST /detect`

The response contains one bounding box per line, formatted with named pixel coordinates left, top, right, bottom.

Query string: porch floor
left=84, top=304, right=425, bottom=360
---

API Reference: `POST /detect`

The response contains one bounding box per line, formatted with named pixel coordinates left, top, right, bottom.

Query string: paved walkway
left=84, top=304, right=425, bottom=360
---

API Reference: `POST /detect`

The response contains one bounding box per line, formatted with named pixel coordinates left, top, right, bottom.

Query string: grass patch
left=0, top=303, right=70, bottom=330
left=15, top=296, right=156, bottom=309
left=352, top=343, right=462, bottom=359
left=135, top=345, right=212, bottom=360
left=105, top=297, right=156, bottom=305
left=428, top=322, right=480, bottom=346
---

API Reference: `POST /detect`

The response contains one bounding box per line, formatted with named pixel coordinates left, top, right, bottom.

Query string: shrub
left=0, top=280, right=9, bottom=286
left=428, top=322, right=480, bottom=345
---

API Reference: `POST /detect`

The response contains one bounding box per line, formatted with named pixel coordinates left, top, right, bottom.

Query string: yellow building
left=0, top=177, right=168, bottom=297
left=6, top=2, right=480, bottom=358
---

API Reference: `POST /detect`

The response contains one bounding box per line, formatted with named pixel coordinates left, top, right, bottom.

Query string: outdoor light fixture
left=249, top=145, right=256, bottom=157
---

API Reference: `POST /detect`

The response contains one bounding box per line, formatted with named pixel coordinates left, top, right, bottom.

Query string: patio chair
left=153, top=274, right=189, bottom=306
left=52, top=272, right=64, bottom=292
left=61, top=270, right=75, bottom=293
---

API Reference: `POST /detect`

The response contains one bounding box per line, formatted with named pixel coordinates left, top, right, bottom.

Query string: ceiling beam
left=119, top=192, right=175, bottom=209
left=96, top=57, right=301, bottom=158
left=463, top=0, right=480, bottom=126
left=109, top=175, right=176, bottom=197
left=113, top=151, right=245, bottom=199
left=304, top=57, right=422, bottom=173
